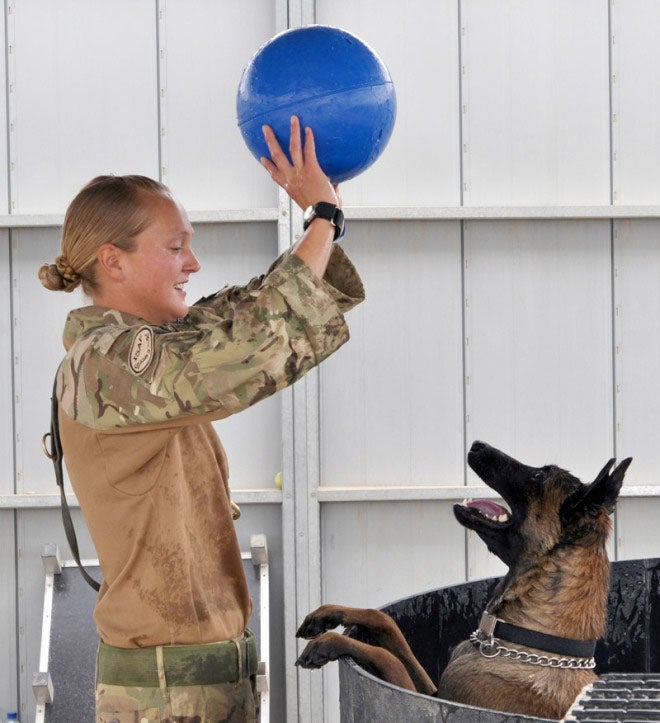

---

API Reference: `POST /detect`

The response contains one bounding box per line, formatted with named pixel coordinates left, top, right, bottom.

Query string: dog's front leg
left=297, top=604, right=436, bottom=695
left=296, top=631, right=418, bottom=692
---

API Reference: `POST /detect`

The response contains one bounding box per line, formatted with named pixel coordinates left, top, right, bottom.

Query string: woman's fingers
left=289, top=116, right=304, bottom=168
left=260, top=123, right=291, bottom=183
left=302, top=126, right=319, bottom=167
left=260, top=117, right=339, bottom=209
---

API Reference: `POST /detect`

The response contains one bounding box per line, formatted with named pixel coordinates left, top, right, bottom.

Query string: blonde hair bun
left=38, top=255, right=81, bottom=292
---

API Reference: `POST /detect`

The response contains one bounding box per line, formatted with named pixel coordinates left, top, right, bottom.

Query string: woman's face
left=119, top=194, right=201, bottom=323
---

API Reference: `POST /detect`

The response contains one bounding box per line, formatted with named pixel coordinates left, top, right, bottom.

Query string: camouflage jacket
left=58, top=245, right=364, bottom=429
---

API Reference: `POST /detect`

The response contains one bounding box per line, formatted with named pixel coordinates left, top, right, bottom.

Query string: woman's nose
left=185, top=248, right=201, bottom=273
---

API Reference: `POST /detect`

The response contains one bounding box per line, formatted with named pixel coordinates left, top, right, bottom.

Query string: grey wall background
left=1, top=1, right=659, bottom=721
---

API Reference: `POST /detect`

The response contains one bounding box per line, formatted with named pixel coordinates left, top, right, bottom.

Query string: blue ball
left=237, top=25, right=397, bottom=184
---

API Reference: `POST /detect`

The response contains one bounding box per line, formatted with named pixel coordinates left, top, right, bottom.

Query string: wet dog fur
left=295, top=441, right=632, bottom=720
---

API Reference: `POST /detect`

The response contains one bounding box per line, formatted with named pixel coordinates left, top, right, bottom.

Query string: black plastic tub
left=339, top=557, right=660, bottom=722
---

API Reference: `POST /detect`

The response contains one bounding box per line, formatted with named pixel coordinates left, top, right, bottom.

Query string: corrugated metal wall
left=0, top=2, right=658, bottom=722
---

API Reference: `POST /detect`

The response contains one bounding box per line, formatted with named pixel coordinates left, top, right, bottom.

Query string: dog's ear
left=562, top=457, right=632, bottom=519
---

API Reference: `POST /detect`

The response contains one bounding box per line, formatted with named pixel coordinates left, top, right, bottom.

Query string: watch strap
left=303, top=202, right=345, bottom=240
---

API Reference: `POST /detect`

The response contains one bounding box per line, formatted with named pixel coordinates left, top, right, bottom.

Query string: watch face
left=303, top=205, right=314, bottom=222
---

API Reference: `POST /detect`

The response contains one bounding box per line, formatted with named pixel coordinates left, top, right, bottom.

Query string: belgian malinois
left=296, top=441, right=632, bottom=719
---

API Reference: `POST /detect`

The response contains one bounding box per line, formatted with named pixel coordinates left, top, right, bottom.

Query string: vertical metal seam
left=4, top=0, right=15, bottom=486
left=608, top=1, right=620, bottom=561
left=307, top=365, right=323, bottom=718
left=608, top=0, right=615, bottom=207
left=610, top=219, right=619, bottom=561
left=4, top=0, right=12, bottom=212
left=156, top=0, right=167, bottom=184
left=281, top=386, right=298, bottom=723
left=5, top=0, right=21, bottom=711
left=282, top=3, right=319, bottom=720
left=458, top=0, right=470, bottom=581
left=292, top=381, right=311, bottom=723
left=458, top=0, right=465, bottom=207
left=460, top=221, right=469, bottom=581
left=307, top=12, right=324, bottom=718
left=285, top=3, right=322, bottom=718
left=277, top=4, right=300, bottom=719
left=306, top=369, right=320, bottom=575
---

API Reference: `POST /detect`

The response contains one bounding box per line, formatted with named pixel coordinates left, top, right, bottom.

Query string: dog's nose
left=470, top=440, right=488, bottom=453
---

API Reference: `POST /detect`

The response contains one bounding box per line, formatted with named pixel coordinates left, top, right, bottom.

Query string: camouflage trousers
left=95, top=631, right=259, bottom=722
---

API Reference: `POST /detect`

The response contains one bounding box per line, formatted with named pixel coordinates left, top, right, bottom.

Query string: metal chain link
left=469, top=631, right=596, bottom=670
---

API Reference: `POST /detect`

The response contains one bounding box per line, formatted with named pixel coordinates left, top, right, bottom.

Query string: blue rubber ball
left=237, top=25, right=396, bottom=184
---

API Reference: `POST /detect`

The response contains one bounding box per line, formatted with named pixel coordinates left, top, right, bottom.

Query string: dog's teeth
left=497, top=513, right=509, bottom=522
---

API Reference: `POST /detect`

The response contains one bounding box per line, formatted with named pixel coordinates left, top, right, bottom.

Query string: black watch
left=303, top=202, right=345, bottom=241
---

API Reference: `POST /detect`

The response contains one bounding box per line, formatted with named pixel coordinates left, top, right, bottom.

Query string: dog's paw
left=296, top=632, right=348, bottom=669
left=296, top=604, right=347, bottom=639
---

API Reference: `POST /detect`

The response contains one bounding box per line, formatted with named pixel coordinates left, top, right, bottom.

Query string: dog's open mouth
left=461, top=498, right=511, bottom=525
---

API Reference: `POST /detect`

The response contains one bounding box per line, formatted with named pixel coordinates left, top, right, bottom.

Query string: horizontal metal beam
left=315, top=484, right=660, bottom=503
left=344, top=205, right=660, bottom=221
left=0, top=208, right=279, bottom=228
left=2, top=484, right=658, bottom=508
left=0, top=489, right=283, bottom=509
left=1, top=205, right=659, bottom=230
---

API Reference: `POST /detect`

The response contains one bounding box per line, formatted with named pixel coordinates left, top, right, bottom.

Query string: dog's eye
left=532, top=466, right=553, bottom=481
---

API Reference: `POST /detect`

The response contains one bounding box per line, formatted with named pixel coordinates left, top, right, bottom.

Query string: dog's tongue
left=467, top=499, right=509, bottom=521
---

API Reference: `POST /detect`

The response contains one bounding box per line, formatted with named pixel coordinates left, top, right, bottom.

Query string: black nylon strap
left=494, top=619, right=597, bottom=658
left=49, top=379, right=101, bottom=592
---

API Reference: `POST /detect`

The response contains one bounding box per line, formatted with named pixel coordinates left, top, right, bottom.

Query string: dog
left=295, top=441, right=632, bottom=720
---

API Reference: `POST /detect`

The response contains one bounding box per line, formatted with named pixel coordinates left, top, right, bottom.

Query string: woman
left=38, top=117, right=364, bottom=721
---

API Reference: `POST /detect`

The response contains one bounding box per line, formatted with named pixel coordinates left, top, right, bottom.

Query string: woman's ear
left=96, top=243, right=125, bottom=280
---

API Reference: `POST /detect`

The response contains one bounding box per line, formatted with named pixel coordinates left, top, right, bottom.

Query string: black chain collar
left=471, top=611, right=598, bottom=669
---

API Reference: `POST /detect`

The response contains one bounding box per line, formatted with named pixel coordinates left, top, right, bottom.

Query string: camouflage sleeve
left=204, top=244, right=364, bottom=317
left=59, top=248, right=364, bottom=430
left=318, top=244, right=365, bottom=314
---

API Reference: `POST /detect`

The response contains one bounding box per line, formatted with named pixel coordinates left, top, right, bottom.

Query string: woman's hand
left=261, top=116, right=340, bottom=210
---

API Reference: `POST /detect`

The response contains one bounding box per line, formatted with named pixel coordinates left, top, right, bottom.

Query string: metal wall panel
left=616, top=498, right=660, bottom=560
left=611, top=0, right=660, bottom=205
left=322, top=500, right=466, bottom=610
left=0, top=233, right=13, bottom=491
left=320, top=221, right=465, bottom=487
left=613, top=219, right=660, bottom=484
left=161, top=1, right=278, bottom=210
left=0, top=511, right=18, bottom=718
left=12, top=228, right=86, bottom=494
left=11, top=1, right=159, bottom=214
left=320, top=499, right=466, bottom=723
left=0, top=5, right=9, bottom=215
left=461, top=0, right=610, bottom=206
left=316, top=0, right=461, bottom=206
left=464, top=220, right=614, bottom=476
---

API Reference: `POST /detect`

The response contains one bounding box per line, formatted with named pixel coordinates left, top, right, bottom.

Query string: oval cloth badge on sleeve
left=129, top=326, right=154, bottom=375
